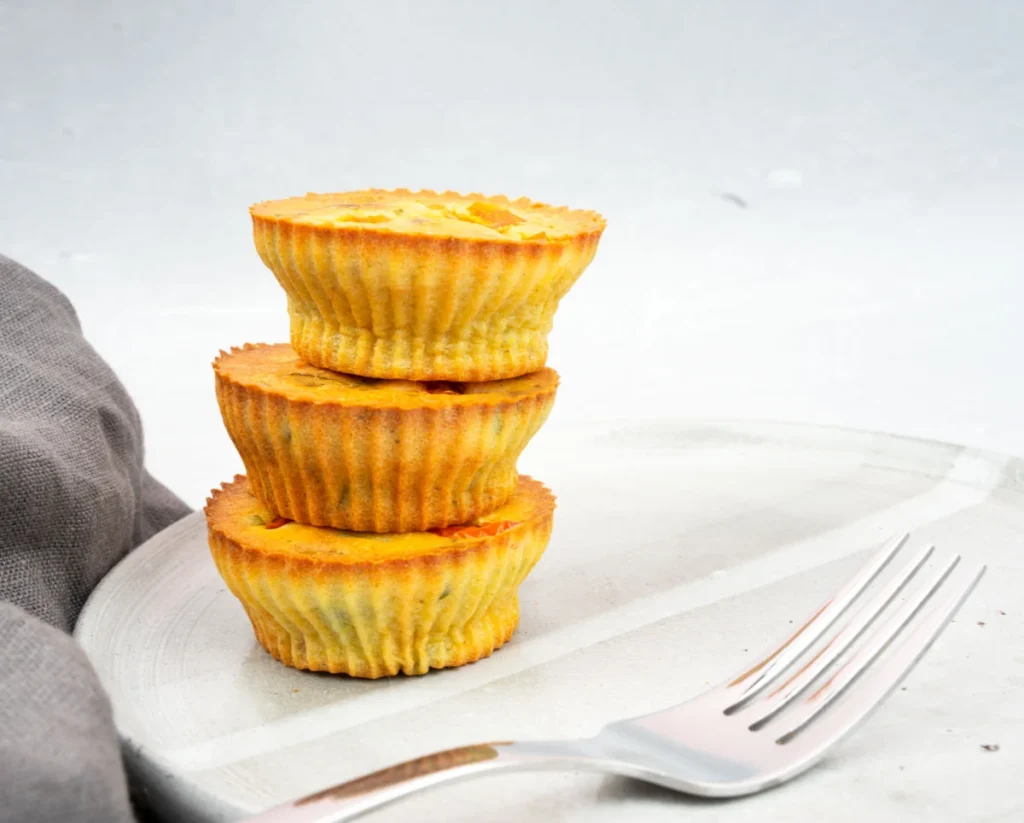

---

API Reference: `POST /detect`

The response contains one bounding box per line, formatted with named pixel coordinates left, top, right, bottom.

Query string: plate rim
left=73, top=418, right=1024, bottom=820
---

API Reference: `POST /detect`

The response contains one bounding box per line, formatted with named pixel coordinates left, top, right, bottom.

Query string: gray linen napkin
left=0, top=254, right=190, bottom=822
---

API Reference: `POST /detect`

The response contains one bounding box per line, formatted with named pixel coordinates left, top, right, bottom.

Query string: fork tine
left=724, top=533, right=908, bottom=705
left=742, top=543, right=935, bottom=727
left=774, top=560, right=985, bottom=749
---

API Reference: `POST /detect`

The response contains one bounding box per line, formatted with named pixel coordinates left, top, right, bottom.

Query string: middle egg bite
left=213, top=343, right=557, bottom=533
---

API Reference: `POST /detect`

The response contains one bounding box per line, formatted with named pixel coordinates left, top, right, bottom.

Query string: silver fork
left=248, top=534, right=984, bottom=823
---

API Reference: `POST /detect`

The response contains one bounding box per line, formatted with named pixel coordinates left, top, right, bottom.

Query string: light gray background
left=2, top=0, right=1023, bottom=507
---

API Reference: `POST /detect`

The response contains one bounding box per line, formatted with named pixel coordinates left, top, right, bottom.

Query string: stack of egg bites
left=204, top=189, right=605, bottom=678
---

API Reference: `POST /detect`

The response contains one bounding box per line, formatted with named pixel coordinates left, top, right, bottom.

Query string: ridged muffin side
left=213, top=344, right=557, bottom=532
left=205, top=475, right=555, bottom=678
left=251, top=189, right=605, bottom=381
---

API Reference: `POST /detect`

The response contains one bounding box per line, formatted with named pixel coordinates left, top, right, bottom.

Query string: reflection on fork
left=247, top=533, right=984, bottom=823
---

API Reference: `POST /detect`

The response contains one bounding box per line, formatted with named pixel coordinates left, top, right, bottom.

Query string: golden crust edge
left=203, top=474, right=557, bottom=572
left=211, top=344, right=560, bottom=412
left=249, top=187, right=607, bottom=241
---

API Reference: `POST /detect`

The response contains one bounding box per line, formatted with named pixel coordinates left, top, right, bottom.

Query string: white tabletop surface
left=2, top=0, right=1024, bottom=509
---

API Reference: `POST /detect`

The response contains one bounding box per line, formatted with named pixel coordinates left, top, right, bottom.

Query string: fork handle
left=244, top=740, right=595, bottom=823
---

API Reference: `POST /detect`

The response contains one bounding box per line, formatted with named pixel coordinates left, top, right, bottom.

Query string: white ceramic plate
left=76, top=421, right=1023, bottom=822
